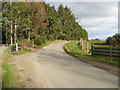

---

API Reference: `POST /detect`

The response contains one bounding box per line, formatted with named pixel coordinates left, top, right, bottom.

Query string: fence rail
left=91, top=45, right=120, bottom=61
left=79, top=39, right=120, bottom=61
left=0, top=44, right=11, bottom=55
left=0, top=44, right=17, bottom=55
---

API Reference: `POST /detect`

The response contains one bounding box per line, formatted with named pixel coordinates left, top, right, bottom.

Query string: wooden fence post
left=91, top=45, right=94, bottom=56
left=82, top=41, right=83, bottom=50
left=86, top=42, right=88, bottom=53
left=110, top=47, right=112, bottom=60
left=80, top=38, right=83, bottom=49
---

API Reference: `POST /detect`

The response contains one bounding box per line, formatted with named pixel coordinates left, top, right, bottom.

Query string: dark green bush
left=19, top=39, right=33, bottom=49
left=10, top=45, right=16, bottom=50
left=105, top=34, right=120, bottom=47
left=113, top=34, right=120, bottom=45
left=106, top=37, right=116, bottom=45
left=47, top=35, right=55, bottom=41
left=10, top=44, right=16, bottom=53
left=41, top=36, right=47, bottom=44
left=91, top=38, right=100, bottom=41
left=34, top=38, right=43, bottom=46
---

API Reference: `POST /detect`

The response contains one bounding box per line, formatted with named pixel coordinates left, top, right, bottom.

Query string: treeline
left=45, top=4, right=88, bottom=40
left=106, top=34, right=120, bottom=47
left=0, top=11, right=2, bottom=28
left=2, top=2, right=88, bottom=47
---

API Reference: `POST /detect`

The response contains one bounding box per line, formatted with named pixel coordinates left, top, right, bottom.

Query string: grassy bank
left=11, top=49, right=31, bottom=56
left=64, top=41, right=119, bottom=67
left=2, top=54, right=19, bottom=88
left=2, top=62, right=18, bottom=88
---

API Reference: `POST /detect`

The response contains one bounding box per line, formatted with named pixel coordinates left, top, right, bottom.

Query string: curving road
left=11, top=41, right=118, bottom=88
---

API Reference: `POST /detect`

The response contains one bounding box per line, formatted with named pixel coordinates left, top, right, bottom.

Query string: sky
left=45, top=1, right=118, bottom=40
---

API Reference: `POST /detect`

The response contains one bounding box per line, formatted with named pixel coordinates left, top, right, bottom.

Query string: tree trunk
left=10, top=23, right=13, bottom=45
left=14, top=22, right=18, bottom=51
left=28, top=31, right=30, bottom=41
left=6, top=30, right=7, bottom=44
left=10, top=1, right=13, bottom=45
left=14, top=22, right=17, bottom=44
left=16, top=43, right=18, bottom=51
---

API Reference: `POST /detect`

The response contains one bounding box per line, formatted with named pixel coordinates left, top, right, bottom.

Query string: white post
left=28, top=31, right=30, bottom=41
left=33, top=40, right=34, bottom=46
left=16, top=43, right=18, bottom=52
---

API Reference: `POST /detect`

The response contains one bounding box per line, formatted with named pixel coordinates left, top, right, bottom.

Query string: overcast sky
left=45, top=1, right=118, bottom=40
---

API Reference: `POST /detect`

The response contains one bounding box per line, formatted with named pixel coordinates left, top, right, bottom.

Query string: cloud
left=80, top=17, right=117, bottom=28
left=87, top=23, right=118, bottom=40
left=71, top=2, right=118, bottom=18
left=45, top=2, right=118, bottom=40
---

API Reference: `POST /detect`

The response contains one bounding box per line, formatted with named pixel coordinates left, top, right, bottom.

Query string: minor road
left=11, top=41, right=118, bottom=88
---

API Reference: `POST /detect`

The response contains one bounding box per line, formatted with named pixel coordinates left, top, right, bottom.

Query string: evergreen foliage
left=2, top=2, right=88, bottom=46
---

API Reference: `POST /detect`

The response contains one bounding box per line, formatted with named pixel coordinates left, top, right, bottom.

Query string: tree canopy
left=106, top=34, right=120, bottom=46
left=2, top=2, right=88, bottom=47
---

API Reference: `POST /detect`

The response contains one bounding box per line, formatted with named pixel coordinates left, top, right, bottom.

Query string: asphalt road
left=35, top=41, right=118, bottom=88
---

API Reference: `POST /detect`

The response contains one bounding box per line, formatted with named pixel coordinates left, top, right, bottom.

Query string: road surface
left=10, top=41, right=118, bottom=88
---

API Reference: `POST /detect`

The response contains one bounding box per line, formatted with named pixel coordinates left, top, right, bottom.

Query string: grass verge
left=11, top=49, right=31, bottom=56
left=64, top=41, right=119, bottom=67
left=2, top=62, right=18, bottom=88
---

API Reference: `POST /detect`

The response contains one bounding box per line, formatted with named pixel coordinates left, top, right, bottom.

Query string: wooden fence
left=0, top=44, right=11, bottom=55
left=79, top=39, right=120, bottom=61
left=91, top=45, right=120, bottom=61
left=79, top=39, right=91, bottom=53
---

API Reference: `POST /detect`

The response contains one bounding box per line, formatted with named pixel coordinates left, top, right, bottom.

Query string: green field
left=88, top=40, right=109, bottom=47
left=64, top=41, right=119, bottom=67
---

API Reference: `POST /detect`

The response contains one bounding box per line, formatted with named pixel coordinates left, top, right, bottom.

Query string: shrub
left=10, top=45, right=16, bottom=52
left=19, top=39, right=33, bottom=49
left=91, top=38, right=100, bottom=41
left=113, top=34, right=120, bottom=45
left=41, top=36, right=47, bottom=44
left=34, top=38, right=43, bottom=46
left=106, top=34, right=120, bottom=47
left=47, top=35, right=55, bottom=41
left=106, top=37, right=117, bottom=46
